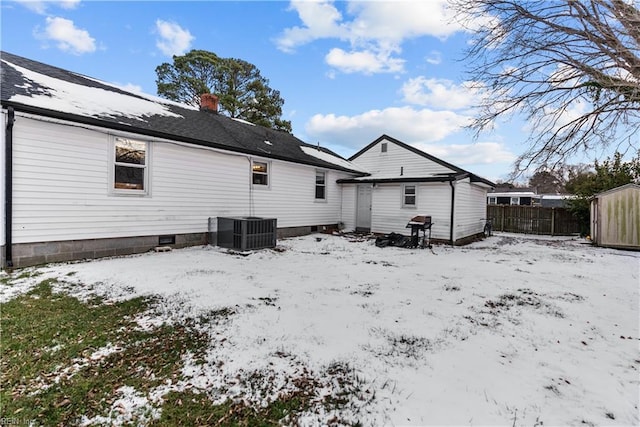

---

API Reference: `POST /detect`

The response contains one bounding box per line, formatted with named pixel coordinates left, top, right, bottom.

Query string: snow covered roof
left=301, top=145, right=369, bottom=173
left=0, top=51, right=363, bottom=175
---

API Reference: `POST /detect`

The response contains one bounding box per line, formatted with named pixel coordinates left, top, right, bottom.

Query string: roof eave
left=1, top=100, right=363, bottom=174
left=337, top=175, right=458, bottom=184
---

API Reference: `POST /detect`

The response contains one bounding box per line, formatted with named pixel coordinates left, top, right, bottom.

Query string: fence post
left=551, top=208, right=555, bottom=236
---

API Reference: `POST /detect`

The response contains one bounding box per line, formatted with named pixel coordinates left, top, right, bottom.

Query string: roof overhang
left=338, top=173, right=467, bottom=184
left=1, top=101, right=363, bottom=175
left=338, top=173, right=495, bottom=187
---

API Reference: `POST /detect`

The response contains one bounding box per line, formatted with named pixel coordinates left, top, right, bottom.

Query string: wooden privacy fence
left=487, top=205, right=581, bottom=236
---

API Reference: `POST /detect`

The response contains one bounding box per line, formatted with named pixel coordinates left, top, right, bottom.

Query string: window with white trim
left=315, top=171, right=326, bottom=200
left=252, top=161, right=269, bottom=186
left=112, top=137, right=149, bottom=194
left=403, top=184, right=416, bottom=207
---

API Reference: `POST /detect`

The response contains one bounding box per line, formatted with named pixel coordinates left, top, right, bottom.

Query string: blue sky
left=1, top=0, right=553, bottom=182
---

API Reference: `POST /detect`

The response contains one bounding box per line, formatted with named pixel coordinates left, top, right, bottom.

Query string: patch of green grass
left=1, top=276, right=367, bottom=426
left=152, top=389, right=312, bottom=427
left=0, top=279, right=208, bottom=426
left=0, top=268, right=42, bottom=285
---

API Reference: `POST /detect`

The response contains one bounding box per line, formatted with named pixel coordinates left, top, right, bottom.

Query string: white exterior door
left=356, top=184, right=372, bottom=231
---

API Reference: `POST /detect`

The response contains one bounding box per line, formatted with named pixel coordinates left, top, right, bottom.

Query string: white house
left=487, top=188, right=572, bottom=207
left=338, top=135, right=495, bottom=244
left=1, top=52, right=365, bottom=267
left=1, top=52, right=495, bottom=268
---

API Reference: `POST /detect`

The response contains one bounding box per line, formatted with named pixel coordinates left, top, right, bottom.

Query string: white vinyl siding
left=250, top=162, right=349, bottom=226
left=351, top=137, right=454, bottom=177
left=367, top=182, right=452, bottom=241
left=10, top=116, right=353, bottom=244
left=453, top=179, right=488, bottom=240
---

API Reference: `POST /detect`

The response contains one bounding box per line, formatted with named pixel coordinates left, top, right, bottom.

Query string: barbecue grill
left=405, top=215, right=433, bottom=248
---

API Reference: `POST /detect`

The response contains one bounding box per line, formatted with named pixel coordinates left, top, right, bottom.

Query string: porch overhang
left=337, top=172, right=491, bottom=185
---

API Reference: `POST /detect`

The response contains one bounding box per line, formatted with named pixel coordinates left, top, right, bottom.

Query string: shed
left=590, top=183, right=640, bottom=250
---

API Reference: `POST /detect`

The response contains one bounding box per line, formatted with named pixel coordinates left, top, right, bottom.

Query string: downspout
left=247, top=156, right=254, bottom=217
left=4, top=107, right=15, bottom=268
left=449, top=179, right=455, bottom=246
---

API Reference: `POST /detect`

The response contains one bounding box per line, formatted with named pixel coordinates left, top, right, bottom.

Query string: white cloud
left=344, top=1, right=458, bottom=42
left=155, top=19, right=194, bottom=57
left=276, top=1, right=348, bottom=53
left=58, top=0, right=80, bottom=9
left=37, top=16, right=96, bottom=55
left=305, top=106, right=471, bottom=150
left=412, top=141, right=516, bottom=166
left=325, top=47, right=404, bottom=74
left=276, top=1, right=462, bottom=75
left=534, top=99, right=590, bottom=134
left=401, top=77, right=482, bottom=110
left=425, top=50, right=442, bottom=65
left=14, top=0, right=80, bottom=14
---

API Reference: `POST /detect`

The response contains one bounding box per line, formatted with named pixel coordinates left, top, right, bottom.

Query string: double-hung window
left=403, top=184, right=416, bottom=207
left=113, top=137, right=149, bottom=194
left=252, top=161, right=269, bottom=186
left=315, top=171, right=326, bottom=200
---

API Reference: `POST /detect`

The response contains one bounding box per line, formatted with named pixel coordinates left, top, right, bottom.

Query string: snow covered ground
left=3, top=232, right=639, bottom=426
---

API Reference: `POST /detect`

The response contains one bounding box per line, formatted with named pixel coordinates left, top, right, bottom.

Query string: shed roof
left=594, top=183, right=640, bottom=198
left=0, top=51, right=362, bottom=174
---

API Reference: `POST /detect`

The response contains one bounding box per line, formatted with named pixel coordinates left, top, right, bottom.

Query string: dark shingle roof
left=1, top=51, right=362, bottom=174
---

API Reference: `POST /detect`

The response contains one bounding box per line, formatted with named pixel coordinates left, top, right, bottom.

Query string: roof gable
left=348, top=134, right=495, bottom=187
left=350, top=134, right=464, bottom=174
left=1, top=51, right=361, bottom=174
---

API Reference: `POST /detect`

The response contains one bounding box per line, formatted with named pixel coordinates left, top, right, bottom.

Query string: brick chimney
left=200, top=93, right=219, bottom=113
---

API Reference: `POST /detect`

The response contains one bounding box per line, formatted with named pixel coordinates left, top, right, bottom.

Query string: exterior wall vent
left=217, top=217, right=277, bottom=250
left=158, top=235, right=175, bottom=245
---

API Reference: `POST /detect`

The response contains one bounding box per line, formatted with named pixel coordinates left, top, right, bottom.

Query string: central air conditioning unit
left=216, top=217, right=277, bottom=250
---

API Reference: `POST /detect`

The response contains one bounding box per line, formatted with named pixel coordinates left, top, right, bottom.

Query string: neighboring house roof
left=539, top=194, right=574, bottom=200
left=488, top=187, right=535, bottom=194
left=341, top=134, right=495, bottom=187
left=0, top=51, right=362, bottom=174
left=489, top=191, right=537, bottom=198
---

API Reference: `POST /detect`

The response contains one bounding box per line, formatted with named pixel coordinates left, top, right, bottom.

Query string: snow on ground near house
left=3, top=233, right=639, bottom=425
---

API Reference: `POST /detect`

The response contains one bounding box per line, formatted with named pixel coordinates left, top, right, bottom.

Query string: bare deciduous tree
left=451, top=0, right=640, bottom=173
